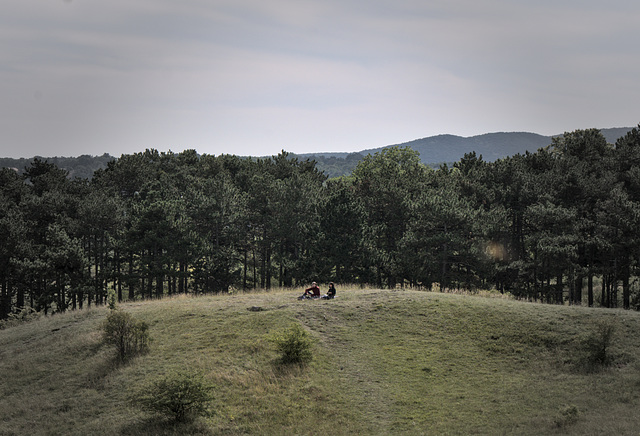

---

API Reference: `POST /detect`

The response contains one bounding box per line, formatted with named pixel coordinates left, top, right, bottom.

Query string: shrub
left=270, top=323, right=314, bottom=365
left=0, top=307, right=40, bottom=329
left=102, top=310, right=150, bottom=362
left=554, top=404, right=580, bottom=428
left=579, top=319, right=617, bottom=370
left=107, top=287, right=117, bottom=311
left=133, top=371, right=214, bottom=422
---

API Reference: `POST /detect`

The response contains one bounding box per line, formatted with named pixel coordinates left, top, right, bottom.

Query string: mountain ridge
left=297, top=127, right=634, bottom=165
left=1, top=127, right=635, bottom=179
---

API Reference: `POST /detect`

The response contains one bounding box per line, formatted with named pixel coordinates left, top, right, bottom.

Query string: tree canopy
left=3, top=126, right=640, bottom=319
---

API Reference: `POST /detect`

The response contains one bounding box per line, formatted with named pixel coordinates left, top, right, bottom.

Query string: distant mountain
left=362, top=132, right=550, bottom=164
left=299, top=127, right=635, bottom=168
left=599, top=127, right=637, bottom=144
left=1, top=128, right=634, bottom=180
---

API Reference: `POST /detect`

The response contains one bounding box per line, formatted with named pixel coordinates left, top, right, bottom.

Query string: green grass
left=2, top=288, right=640, bottom=435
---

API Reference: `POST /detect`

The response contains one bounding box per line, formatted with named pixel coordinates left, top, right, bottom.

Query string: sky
left=1, top=0, right=639, bottom=158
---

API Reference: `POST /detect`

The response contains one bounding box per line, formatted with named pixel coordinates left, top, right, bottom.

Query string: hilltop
left=2, top=288, right=640, bottom=435
left=358, top=127, right=634, bottom=164
left=296, top=127, right=635, bottom=177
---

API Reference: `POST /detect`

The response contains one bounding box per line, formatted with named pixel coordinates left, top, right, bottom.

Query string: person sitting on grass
left=299, top=282, right=321, bottom=299
left=322, top=282, right=337, bottom=299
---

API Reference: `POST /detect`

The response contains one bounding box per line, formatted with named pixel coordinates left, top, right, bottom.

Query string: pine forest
left=2, top=126, right=640, bottom=319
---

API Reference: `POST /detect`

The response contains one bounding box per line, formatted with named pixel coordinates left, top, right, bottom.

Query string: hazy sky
left=2, top=0, right=639, bottom=158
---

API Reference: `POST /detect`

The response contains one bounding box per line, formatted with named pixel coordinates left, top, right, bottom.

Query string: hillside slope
left=297, top=127, right=635, bottom=176
left=358, top=127, right=635, bottom=165
left=1, top=289, right=640, bottom=435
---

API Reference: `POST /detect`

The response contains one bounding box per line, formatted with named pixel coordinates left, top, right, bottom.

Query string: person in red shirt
left=299, top=282, right=321, bottom=299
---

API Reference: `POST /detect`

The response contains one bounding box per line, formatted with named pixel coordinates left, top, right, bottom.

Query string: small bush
left=270, top=323, right=314, bottom=365
left=102, top=310, right=150, bottom=362
left=580, top=319, right=617, bottom=370
left=0, top=307, right=40, bottom=329
left=554, top=404, right=580, bottom=428
left=107, top=287, right=117, bottom=311
left=133, top=371, right=214, bottom=422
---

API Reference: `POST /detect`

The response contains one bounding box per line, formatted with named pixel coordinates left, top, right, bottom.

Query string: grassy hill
left=2, top=288, right=640, bottom=435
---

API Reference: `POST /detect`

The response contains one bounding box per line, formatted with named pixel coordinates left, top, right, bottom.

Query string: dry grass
left=1, top=287, right=640, bottom=435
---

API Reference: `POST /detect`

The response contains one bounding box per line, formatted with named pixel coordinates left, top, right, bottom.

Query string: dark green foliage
left=102, top=310, right=150, bottom=362
left=107, top=288, right=117, bottom=311
left=293, top=152, right=364, bottom=178
left=351, top=146, right=427, bottom=288
left=5, top=124, right=640, bottom=315
left=0, top=307, right=40, bottom=329
left=0, top=154, right=113, bottom=180
left=270, top=323, right=314, bottom=365
left=132, top=371, right=214, bottom=422
left=579, top=320, right=617, bottom=370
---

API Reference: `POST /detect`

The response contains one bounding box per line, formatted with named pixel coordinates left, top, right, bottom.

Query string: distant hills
left=298, top=127, right=635, bottom=166
left=295, top=127, right=634, bottom=177
left=0, top=153, right=114, bottom=179
left=1, top=127, right=635, bottom=179
left=363, top=132, right=551, bottom=164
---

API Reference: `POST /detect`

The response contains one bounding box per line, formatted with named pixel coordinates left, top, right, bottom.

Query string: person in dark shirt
left=322, top=282, right=336, bottom=299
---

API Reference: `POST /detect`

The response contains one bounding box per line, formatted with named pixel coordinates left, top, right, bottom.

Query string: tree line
left=2, top=126, right=640, bottom=318
left=0, top=153, right=114, bottom=180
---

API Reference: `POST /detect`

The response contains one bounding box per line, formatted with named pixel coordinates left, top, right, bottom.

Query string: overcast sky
left=1, top=0, right=639, bottom=158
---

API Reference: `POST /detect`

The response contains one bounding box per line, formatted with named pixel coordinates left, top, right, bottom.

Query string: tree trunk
left=610, top=277, right=618, bottom=309
left=555, top=273, right=563, bottom=304
left=156, top=273, right=163, bottom=298
left=71, top=278, right=77, bottom=310
left=266, top=246, right=272, bottom=289
left=622, top=267, right=630, bottom=310
left=441, top=223, right=448, bottom=291
left=155, top=246, right=163, bottom=298
left=17, top=284, right=25, bottom=310
left=115, top=249, right=122, bottom=302
left=0, top=278, right=9, bottom=319
left=243, top=249, right=248, bottom=290
left=568, top=267, right=574, bottom=305
left=260, top=246, right=266, bottom=289
left=572, top=274, right=582, bottom=305
left=128, top=251, right=135, bottom=300
left=57, top=273, right=65, bottom=312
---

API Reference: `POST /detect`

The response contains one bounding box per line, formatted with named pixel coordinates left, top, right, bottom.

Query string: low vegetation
left=1, top=287, right=640, bottom=435
left=132, top=370, right=215, bottom=423
left=269, top=322, right=314, bottom=365
left=102, top=309, right=151, bottom=362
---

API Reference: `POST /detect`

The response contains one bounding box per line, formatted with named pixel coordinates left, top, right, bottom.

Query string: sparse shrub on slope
left=132, top=371, right=214, bottom=423
left=554, top=404, right=580, bottom=428
left=102, top=309, right=150, bottom=362
left=0, top=307, right=40, bottom=329
left=270, top=322, right=314, bottom=365
left=578, top=319, right=618, bottom=371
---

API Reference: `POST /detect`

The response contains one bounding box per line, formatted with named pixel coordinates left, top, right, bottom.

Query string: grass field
left=1, top=287, right=640, bottom=435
